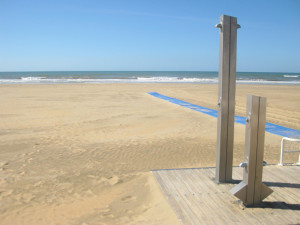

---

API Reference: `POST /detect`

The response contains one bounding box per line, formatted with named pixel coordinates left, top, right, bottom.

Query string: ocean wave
left=21, top=76, right=46, bottom=80
left=136, top=77, right=218, bottom=83
left=0, top=77, right=300, bottom=85
left=236, top=79, right=300, bottom=84
left=283, top=75, right=300, bottom=78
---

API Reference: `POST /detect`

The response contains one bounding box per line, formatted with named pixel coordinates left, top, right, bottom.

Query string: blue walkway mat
left=147, top=92, right=300, bottom=137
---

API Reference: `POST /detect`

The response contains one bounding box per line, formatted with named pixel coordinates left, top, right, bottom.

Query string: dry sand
left=0, top=83, right=299, bottom=224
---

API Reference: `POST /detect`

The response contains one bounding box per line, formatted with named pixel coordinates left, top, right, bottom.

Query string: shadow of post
left=249, top=201, right=300, bottom=210
left=232, top=179, right=300, bottom=189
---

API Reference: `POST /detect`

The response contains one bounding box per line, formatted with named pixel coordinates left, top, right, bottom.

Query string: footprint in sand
left=107, top=176, right=122, bottom=186
left=0, top=161, right=8, bottom=171
left=33, top=181, right=43, bottom=187
left=0, top=189, right=13, bottom=199
left=85, top=189, right=94, bottom=197
left=21, top=193, right=35, bottom=203
left=98, top=207, right=114, bottom=219
left=98, top=176, right=122, bottom=186
left=121, top=195, right=136, bottom=202
left=27, top=158, right=33, bottom=163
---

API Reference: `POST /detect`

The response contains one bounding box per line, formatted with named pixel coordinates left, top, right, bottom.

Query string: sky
left=0, top=0, right=300, bottom=72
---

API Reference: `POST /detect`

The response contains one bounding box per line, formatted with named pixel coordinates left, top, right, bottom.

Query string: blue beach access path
left=147, top=92, right=300, bottom=137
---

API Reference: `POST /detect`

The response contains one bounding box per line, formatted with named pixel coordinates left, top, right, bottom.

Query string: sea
left=0, top=71, right=299, bottom=85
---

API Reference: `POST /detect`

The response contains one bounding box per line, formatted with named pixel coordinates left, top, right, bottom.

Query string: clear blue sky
left=1, top=0, right=299, bottom=72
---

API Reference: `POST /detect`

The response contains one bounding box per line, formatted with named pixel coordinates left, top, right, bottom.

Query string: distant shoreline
left=0, top=71, right=299, bottom=85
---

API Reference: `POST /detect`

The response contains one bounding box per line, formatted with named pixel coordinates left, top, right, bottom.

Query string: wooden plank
left=152, top=171, right=192, bottom=224
left=265, top=167, right=300, bottom=203
left=152, top=170, right=189, bottom=225
left=186, top=169, right=230, bottom=224
left=203, top=169, right=261, bottom=225
left=191, top=170, right=245, bottom=224
left=152, top=166, right=300, bottom=225
left=170, top=170, right=212, bottom=224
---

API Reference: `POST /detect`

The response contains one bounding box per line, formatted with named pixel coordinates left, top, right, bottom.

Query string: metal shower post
left=230, top=95, right=273, bottom=206
left=215, top=15, right=240, bottom=183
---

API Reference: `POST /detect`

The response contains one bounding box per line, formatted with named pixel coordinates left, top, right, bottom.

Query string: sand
left=0, top=83, right=299, bottom=224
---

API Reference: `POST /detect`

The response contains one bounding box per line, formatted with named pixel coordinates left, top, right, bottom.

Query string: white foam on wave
left=0, top=78, right=131, bottom=84
left=236, top=79, right=300, bottom=85
left=136, top=77, right=217, bottom=83
left=1, top=77, right=300, bottom=85
left=137, top=77, right=180, bottom=82
left=21, top=76, right=46, bottom=81
left=283, top=75, right=300, bottom=78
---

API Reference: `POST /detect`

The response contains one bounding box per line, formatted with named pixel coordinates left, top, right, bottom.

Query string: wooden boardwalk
left=152, top=165, right=300, bottom=225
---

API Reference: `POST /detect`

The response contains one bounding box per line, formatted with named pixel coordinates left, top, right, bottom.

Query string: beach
left=0, top=83, right=299, bottom=224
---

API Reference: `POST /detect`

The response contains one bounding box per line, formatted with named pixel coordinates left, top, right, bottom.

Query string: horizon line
left=1, top=70, right=300, bottom=74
